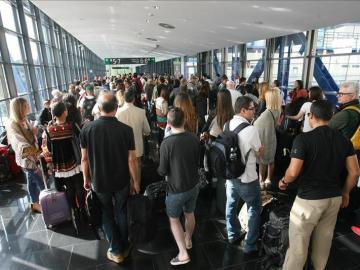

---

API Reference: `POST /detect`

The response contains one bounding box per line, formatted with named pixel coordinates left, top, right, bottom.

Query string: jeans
left=225, top=179, right=261, bottom=252
left=96, top=185, right=129, bottom=255
left=23, top=168, right=45, bottom=203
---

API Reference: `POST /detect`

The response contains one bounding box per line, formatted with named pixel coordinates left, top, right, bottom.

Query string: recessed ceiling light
left=146, top=19, right=150, bottom=23
left=146, top=37, right=157, bottom=41
left=153, top=5, right=160, bottom=10
left=148, top=13, right=154, bottom=17
left=158, top=23, right=175, bottom=29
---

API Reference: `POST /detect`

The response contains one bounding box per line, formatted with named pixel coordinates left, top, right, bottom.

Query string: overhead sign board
left=104, top=58, right=155, bottom=65
left=112, top=67, right=130, bottom=69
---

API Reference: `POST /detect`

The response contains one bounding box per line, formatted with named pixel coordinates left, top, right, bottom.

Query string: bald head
left=98, top=91, right=118, bottom=115
left=226, top=80, right=236, bottom=90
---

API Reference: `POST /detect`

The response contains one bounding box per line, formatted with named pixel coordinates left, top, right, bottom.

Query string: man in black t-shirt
left=80, top=92, right=140, bottom=264
left=158, top=108, right=200, bottom=266
left=279, top=100, right=360, bottom=270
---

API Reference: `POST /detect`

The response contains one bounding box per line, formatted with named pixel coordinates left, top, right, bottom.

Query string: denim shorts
left=165, top=184, right=200, bottom=218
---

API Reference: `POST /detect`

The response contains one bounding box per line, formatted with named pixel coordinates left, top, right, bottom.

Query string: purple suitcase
left=39, top=188, right=71, bottom=228
left=38, top=157, right=71, bottom=228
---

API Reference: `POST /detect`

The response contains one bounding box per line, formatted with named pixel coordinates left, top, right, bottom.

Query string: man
left=158, top=108, right=200, bottom=266
left=80, top=92, right=140, bottom=264
left=218, top=74, right=228, bottom=92
left=38, top=99, right=52, bottom=126
left=225, top=96, right=264, bottom=253
left=279, top=100, right=360, bottom=270
left=79, top=84, right=97, bottom=121
left=329, top=81, right=360, bottom=140
left=226, top=80, right=242, bottom=110
left=116, top=89, right=151, bottom=176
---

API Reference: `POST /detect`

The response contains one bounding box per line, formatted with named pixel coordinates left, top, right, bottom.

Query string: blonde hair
left=259, top=81, right=270, bottom=101
left=9, top=97, right=28, bottom=123
left=265, top=88, right=282, bottom=111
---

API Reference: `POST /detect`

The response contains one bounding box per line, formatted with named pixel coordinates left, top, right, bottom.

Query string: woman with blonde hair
left=6, top=98, right=44, bottom=212
left=254, top=88, right=282, bottom=190
left=174, top=92, right=197, bottom=133
left=256, top=81, right=270, bottom=118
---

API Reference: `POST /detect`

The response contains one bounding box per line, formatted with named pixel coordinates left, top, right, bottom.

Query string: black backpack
left=209, top=121, right=250, bottom=179
left=82, top=98, right=96, bottom=121
left=261, top=203, right=291, bottom=270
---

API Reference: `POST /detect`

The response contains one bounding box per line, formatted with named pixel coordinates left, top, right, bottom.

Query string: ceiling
left=32, top=1, right=360, bottom=61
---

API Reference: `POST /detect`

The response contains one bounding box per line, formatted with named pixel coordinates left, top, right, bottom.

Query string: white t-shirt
left=227, top=115, right=262, bottom=183
left=300, top=102, right=313, bottom=132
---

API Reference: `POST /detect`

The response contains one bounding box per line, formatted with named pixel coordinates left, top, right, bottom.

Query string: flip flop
left=170, top=256, right=191, bottom=266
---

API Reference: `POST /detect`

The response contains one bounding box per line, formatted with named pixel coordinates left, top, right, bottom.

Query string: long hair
left=174, top=92, right=197, bottom=133
left=9, top=97, right=28, bottom=123
left=259, top=81, right=270, bottom=101
left=265, top=88, right=282, bottom=111
left=216, top=90, right=234, bottom=128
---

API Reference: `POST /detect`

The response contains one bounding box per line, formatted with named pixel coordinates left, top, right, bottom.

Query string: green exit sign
left=104, top=58, right=155, bottom=65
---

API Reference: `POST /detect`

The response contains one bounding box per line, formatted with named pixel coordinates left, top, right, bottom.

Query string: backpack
left=344, top=106, right=360, bottom=150
left=82, top=97, right=96, bottom=121
left=209, top=121, right=250, bottom=179
left=260, top=203, right=291, bottom=270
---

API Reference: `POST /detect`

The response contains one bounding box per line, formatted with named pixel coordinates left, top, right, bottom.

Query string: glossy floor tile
left=2, top=163, right=360, bottom=269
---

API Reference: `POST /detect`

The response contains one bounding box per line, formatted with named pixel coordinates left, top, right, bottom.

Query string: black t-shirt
left=291, top=125, right=355, bottom=200
left=80, top=116, right=135, bottom=193
left=158, top=132, right=200, bottom=193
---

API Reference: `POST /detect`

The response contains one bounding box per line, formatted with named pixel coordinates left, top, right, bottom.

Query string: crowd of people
left=4, top=72, right=360, bottom=268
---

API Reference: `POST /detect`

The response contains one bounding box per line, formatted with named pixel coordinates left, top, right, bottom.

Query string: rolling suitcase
left=38, top=158, right=71, bottom=228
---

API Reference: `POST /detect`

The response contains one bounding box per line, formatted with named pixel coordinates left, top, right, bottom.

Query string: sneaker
left=264, top=179, right=272, bottom=189
left=31, top=202, right=42, bottom=213
left=107, top=251, right=124, bottom=264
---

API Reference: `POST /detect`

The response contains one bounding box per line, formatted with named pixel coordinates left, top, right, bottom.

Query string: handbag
left=86, top=189, right=102, bottom=228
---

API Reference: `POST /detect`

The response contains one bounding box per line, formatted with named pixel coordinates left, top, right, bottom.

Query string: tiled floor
left=1, top=176, right=360, bottom=270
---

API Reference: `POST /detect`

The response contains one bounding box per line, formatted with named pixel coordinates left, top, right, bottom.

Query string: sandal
left=170, top=256, right=190, bottom=266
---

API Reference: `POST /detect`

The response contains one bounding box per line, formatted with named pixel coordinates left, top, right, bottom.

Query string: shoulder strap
left=345, top=106, right=360, bottom=115
left=233, top=122, right=250, bottom=134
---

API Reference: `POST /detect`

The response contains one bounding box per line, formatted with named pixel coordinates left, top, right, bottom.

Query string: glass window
left=316, top=24, right=360, bottom=56
left=0, top=100, right=9, bottom=129
left=245, top=60, right=264, bottom=81
left=30, top=41, right=41, bottom=64
left=35, top=67, right=45, bottom=90
left=25, top=15, right=37, bottom=40
left=12, top=65, right=29, bottom=94
left=50, top=67, right=57, bottom=87
left=35, top=90, right=48, bottom=108
left=42, top=25, right=51, bottom=44
left=46, top=46, right=55, bottom=65
left=0, top=64, right=9, bottom=99
left=5, top=33, right=23, bottom=63
left=247, top=40, right=266, bottom=61
left=0, top=1, right=17, bottom=32
left=272, top=33, right=307, bottom=59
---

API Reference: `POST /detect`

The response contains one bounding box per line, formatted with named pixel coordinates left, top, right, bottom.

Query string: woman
left=6, top=98, right=44, bottom=212
left=202, top=89, right=234, bottom=141
left=116, top=89, right=126, bottom=109
left=256, top=81, right=270, bottom=118
left=63, top=94, right=82, bottom=127
left=156, top=87, right=169, bottom=145
left=43, top=102, right=86, bottom=223
left=195, top=82, right=210, bottom=133
left=289, top=80, right=308, bottom=103
left=287, top=86, right=324, bottom=132
left=174, top=92, right=197, bottom=134
left=254, top=88, right=282, bottom=190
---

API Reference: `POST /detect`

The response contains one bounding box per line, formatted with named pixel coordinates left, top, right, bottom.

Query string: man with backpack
left=80, top=84, right=97, bottom=121
left=225, top=96, right=264, bottom=253
left=279, top=100, right=360, bottom=270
